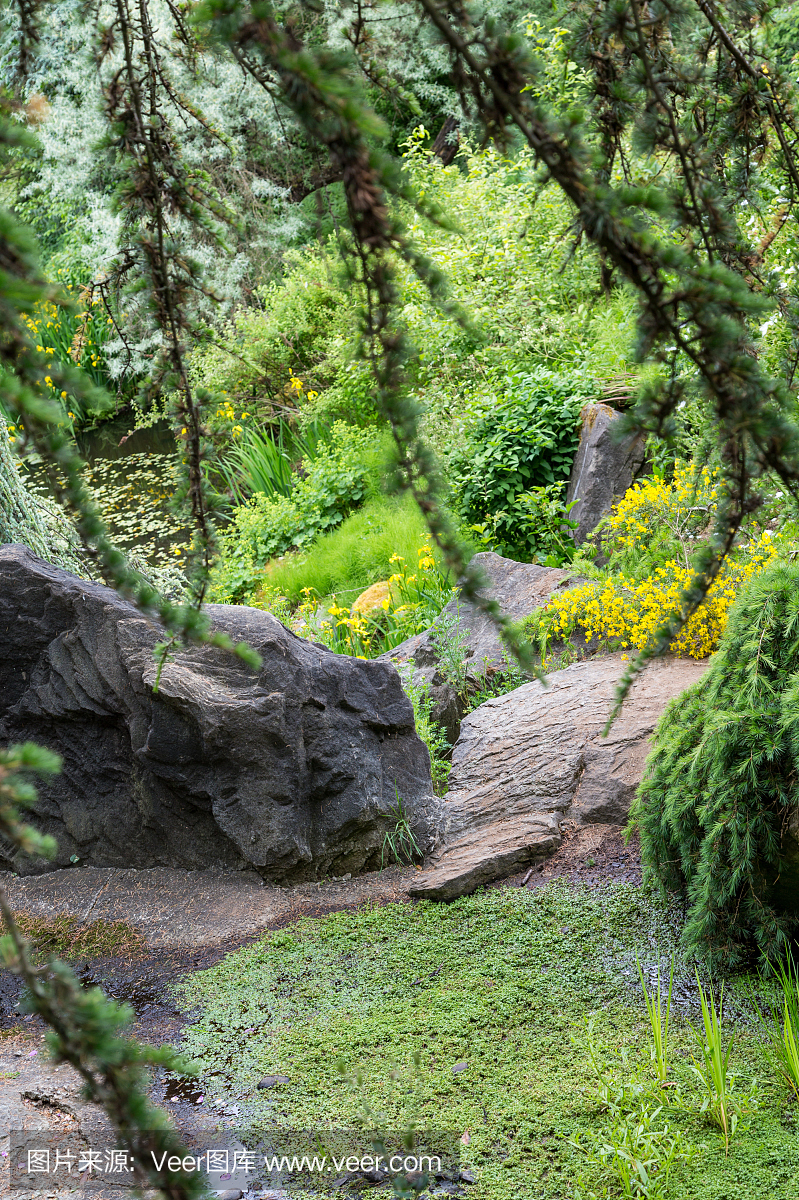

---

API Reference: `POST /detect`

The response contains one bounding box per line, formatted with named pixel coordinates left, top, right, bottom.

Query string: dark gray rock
left=378, top=553, right=583, bottom=742
left=0, top=545, right=436, bottom=879
left=566, top=403, right=645, bottom=548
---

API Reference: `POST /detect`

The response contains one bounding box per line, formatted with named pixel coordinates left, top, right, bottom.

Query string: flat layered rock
left=411, top=652, right=709, bottom=900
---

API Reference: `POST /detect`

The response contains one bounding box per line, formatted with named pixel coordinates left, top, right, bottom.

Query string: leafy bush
left=189, top=252, right=374, bottom=425
left=212, top=422, right=382, bottom=601
left=530, top=468, right=786, bottom=660
left=631, top=562, right=799, bottom=967
left=446, top=368, right=598, bottom=560
left=188, top=147, right=618, bottom=435
left=469, top=480, right=579, bottom=566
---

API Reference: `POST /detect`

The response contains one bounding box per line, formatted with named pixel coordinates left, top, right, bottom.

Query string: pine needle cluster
left=633, top=562, right=799, bottom=967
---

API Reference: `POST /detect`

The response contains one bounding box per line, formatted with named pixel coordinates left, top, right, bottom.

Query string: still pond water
left=24, top=415, right=190, bottom=567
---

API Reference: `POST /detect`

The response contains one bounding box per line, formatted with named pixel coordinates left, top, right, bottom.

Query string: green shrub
left=213, top=422, right=383, bottom=601
left=446, top=368, right=599, bottom=560
left=631, top=562, right=799, bottom=968
left=188, top=147, right=618, bottom=434
left=189, top=250, right=376, bottom=425
left=468, top=480, right=579, bottom=567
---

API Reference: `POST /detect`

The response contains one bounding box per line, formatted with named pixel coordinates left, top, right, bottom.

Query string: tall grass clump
left=689, top=975, right=744, bottom=1155
left=217, top=419, right=328, bottom=504
left=259, top=493, right=464, bottom=606
left=637, top=957, right=673, bottom=1084
left=753, top=951, right=799, bottom=1102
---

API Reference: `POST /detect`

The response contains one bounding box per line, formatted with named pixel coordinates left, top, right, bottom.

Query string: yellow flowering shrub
left=598, top=463, right=720, bottom=576
left=534, top=466, right=786, bottom=660
left=542, top=539, right=779, bottom=659
left=19, top=275, right=121, bottom=423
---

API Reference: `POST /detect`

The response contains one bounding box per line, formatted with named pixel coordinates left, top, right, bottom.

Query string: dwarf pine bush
left=632, top=562, right=799, bottom=967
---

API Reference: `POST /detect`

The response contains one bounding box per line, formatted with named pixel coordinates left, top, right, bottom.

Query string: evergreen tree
left=634, top=562, right=799, bottom=968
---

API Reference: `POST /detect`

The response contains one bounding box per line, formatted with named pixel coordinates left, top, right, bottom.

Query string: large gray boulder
left=567, top=403, right=645, bottom=548
left=410, top=652, right=709, bottom=900
left=378, top=552, right=584, bottom=743
left=0, top=545, right=436, bottom=879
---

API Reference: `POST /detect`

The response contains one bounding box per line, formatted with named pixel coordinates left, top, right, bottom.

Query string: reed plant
left=752, top=950, right=799, bottom=1103
left=689, top=975, right=738, bottom=1154
left=637, top=957, right=674, bottom=1084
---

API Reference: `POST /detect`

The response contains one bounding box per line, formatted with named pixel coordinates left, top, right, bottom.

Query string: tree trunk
left=432, top=116, right=460, bottom=165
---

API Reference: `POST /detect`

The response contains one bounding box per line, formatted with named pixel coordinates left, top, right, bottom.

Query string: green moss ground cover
left=177, top=882, right=799, bottom=1199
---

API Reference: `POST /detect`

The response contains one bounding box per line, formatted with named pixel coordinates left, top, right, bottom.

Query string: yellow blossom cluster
left=602, top=462, right=722, bottom=563
left=284, top=369, right=318, bottom=402
left=214, top=394, right=250, bottom=435
left=532, top=463, right=788, bottom=659
left=19, top=278, right=113, bottom=416
left=274, top=547, right=454, bottom=659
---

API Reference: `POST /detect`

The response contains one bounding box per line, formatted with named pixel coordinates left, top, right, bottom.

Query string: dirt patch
left=0, top=863, right=420, bottom=950
left=492, top=821, right=642, bottom=891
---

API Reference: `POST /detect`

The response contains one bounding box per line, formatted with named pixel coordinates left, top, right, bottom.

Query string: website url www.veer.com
left=150, top=1151, right=442, bottom=1176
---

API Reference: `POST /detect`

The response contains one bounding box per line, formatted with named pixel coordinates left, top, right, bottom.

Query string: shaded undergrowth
left=3, top=912, right=148, bottom=962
